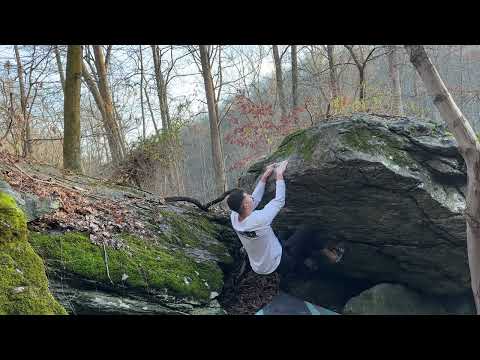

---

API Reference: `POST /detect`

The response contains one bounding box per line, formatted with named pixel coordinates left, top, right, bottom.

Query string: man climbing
left=227, top=160, right=344, bottom=277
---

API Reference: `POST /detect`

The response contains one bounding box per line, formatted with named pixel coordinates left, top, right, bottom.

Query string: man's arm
left=253, top=160, right=288, bottom=225
left=252, top=164, right=275, bottom=209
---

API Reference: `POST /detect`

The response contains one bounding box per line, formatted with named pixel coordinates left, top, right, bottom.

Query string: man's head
left=227, top=188, right=254, bottom=216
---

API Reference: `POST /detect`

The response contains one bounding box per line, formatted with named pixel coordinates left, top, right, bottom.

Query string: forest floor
left=219, top=259, right=280, bottom=315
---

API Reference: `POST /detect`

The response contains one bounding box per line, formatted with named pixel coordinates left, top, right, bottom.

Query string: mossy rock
left=247, top=129, right=319, bottom=177
left=29, top=231, right=225, bottom=302
left=341, top=125, right=415, bottom=168
left=269, top=129, right=318, bottom=163
left=155, top=208, right=233, bottom=265
left=0, top=191, right=66, bottom=315
left=0, top=192, right=27, bottom=244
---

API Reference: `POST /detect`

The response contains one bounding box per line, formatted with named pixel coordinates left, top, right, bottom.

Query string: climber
left=227, top=159, right=344, bottom=277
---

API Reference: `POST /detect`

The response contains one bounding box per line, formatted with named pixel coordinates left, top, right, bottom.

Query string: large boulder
left=239, top=113, right=470, bottom=300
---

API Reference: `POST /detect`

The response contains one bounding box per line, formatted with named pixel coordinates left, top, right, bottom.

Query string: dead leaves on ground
left=219, top=265, right=280, bottom=315
left=0, top=151, right=153, bottom=249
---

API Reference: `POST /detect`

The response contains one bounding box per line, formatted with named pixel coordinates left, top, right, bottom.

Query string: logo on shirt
left=239, top=231, right=257, bottom=238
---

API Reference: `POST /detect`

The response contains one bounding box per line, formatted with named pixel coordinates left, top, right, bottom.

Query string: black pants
left=276, top=226, right=328, bottom=276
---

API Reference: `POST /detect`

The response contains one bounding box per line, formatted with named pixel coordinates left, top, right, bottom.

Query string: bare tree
left=14, top=45, right=31, bottom=157
left=139, top=45, right=146, bottom=140
left=63, top=45, right=83, bottom=173
left=81, top=46, right=126, bottom=165
left=291, top=45, right=298, bottom=110
left=326, top=45, right=339, bottom=100
left=54, top=45, right=66, bottom=94
left=151, top=45, right=170, bottom=130
left=387, top=45, right=404, bottom=116
left=13, top=46, right=51, bottom=157
left=405, top=45, right=480, bottom=314
left=272, top=45, right=287, bottom=118
left=344, top=45, right=384, bottom=101
left=199, top=45, right=226, bottom=196
left=143, top=83, right=159, bottom=135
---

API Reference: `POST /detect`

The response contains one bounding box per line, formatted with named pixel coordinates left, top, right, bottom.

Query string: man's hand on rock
left=261, top=163, right=276, bottom=182
left=275, top=160, right=289, bottom=179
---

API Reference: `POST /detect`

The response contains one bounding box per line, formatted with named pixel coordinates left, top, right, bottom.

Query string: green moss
left=342, top=127, right=414, bottom=168
left=0, top=191, right=66, bottom=314
left=268, top=129, right=318, bottom=163
left=29, top=231, right=224, bottom=302
left=0, top=192, right=27, bottom=244
left=157, top=209, right=222, bottom=249
left=278, top=129, right=309, bottom=148
left=157, top=209, right=201, bottom=247
left=0, top=241, right=67, bottom=315
left=156, top=210, right=230, bottom=262
left=191, top=214, right=220, bottom=235
left=207, top=242, right=234, bottom=264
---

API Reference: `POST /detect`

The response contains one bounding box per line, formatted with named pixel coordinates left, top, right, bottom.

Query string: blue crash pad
left=255, top=292, right=339, bottom=315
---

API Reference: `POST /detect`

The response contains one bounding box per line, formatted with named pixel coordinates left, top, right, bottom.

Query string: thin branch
left=363, top=47, right=379, bottom=68
left=344, top=45, right=362, bottom=70
left=280, top=45, right=290, bottom=60
left=102, top=243, right=114, bottom=286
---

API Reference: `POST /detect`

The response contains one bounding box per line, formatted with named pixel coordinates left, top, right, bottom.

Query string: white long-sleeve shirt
left=230, top=179, right=285, bottom=274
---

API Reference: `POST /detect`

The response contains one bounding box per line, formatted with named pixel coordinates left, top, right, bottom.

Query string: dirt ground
left=218, top=260, right=280, bottom=315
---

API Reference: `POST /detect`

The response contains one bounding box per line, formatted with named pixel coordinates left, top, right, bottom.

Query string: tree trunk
left=405, top=45, right=480, bottom=314
left=272, top=45, right=287, bottom=119
left=326, top=45, right=339, bottom=99
left=139, top=45, right=146, bottom=140
left=413, top=71, right=419, bottom=97
left=199, top=45, right=226, bottom=196
left=144, top=84, right=159, bottom=135
left=291, top=45, right=298, bottom=110
left=63, top=45, right=83, bottom=173
left=359, top=69, right=365, bottom=101
left=92, top=45, right=125, bottom=165
left=14, top=45, right=32, bottom=157
left=387, top=45, right=404, bottom=116
left=345, top=45, right=368, bottom=102
left=151, top=45, right=170, bottom=130
left=82, top=57, right=123, bottom=165
left=54, top=45, right=66, bottom=94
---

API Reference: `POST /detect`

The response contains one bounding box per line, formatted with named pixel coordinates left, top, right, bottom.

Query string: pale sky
left=0, top=45, right=280, bottom=140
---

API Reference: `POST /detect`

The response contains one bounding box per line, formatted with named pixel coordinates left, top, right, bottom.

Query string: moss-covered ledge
left=0, top=192, right=66, bottom=315
left=29, top=231, right=225, bottom=303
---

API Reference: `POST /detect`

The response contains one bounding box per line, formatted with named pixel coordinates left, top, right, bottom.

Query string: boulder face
left=239, top=113, right=470, bottom=298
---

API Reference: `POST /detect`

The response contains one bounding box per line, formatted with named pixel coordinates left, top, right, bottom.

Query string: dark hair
left=227, top=189, right=245, bottom=213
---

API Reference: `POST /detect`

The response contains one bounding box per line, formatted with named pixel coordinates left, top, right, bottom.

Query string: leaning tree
left=405, top=45, right=480, bottom=314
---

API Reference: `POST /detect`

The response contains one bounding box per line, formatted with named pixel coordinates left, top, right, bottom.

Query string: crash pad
left=255, top=292, right=339, bottom=315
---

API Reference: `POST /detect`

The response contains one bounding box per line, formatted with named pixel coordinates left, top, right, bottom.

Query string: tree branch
left=164, top=189, right=234, bottom=212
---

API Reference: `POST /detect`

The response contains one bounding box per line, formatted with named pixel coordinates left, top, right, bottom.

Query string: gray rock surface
left=343, top=283, right=448, bottom=315
left=239, top=114, right=470, bottom=297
